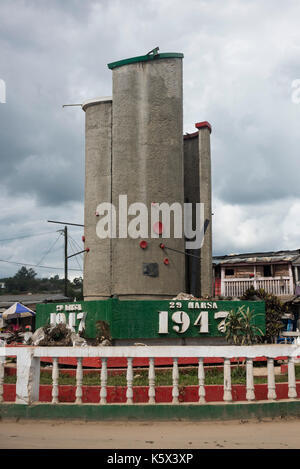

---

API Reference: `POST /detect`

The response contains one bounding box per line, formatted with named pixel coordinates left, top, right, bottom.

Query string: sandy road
left=1, top=417, right=300, bottom=449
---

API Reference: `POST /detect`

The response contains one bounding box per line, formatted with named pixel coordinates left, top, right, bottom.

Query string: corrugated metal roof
left=0, top=293, right=70, bottom=310
left=213, top=249, right=300, bottom=265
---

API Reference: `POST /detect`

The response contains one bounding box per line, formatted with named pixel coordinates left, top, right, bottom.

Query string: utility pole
left=47, top=220, right=87, bottom=299
left=64, top=226, right=68, bottom=297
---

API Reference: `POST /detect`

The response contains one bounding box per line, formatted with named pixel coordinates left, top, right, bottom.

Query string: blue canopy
left=2, top=302, right=35, bottom=319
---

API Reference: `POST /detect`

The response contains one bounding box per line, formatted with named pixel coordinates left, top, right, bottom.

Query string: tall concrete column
left=196, top=121, right=213, bottom=297
left=183, top=130, right=200, bottom=296
left=108, top=52, right=185, bottom=299
left=82, top=97, right=112, bottom=300
left=183, top=121, right=213, bottom=298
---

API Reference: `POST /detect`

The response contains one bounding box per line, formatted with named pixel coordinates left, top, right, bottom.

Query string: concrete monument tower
left=184, top=122, right=213, bottom=297
left=83, top=50, right=186, bottom=300
left=82, top=49, right=212, bottom=301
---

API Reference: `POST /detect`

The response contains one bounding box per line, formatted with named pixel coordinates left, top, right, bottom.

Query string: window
left=263, top=265, right=272, bottom=277
left=225, top=268, right=234, bottom=276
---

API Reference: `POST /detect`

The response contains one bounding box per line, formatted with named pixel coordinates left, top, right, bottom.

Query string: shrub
left=242, top=287, right=286, bottom=343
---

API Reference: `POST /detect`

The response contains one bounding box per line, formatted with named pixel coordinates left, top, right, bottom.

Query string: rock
left=32, top=324, right=73, bottom=346
left=31, top=327, right=46, bottom=346
left=172, top=292, right=197, bottom=300
left=99, top=339, right=112, bottom=346
left=71, top=332, right=87, bottom=347
left=23, top=331, right=33, bottom=345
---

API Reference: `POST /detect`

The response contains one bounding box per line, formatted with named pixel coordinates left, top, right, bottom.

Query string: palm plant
left=224, top=305, right=263, bottom=345
left=224, top=308, right=243, bottom=345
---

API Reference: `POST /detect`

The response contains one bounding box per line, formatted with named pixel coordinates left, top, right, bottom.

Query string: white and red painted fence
left=1, top=345, right=300, bottom=405
left=222, top=277, right=292, bottom=297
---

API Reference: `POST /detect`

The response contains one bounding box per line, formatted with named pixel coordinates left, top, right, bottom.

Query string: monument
left=36, top=49, right=265, bottom=344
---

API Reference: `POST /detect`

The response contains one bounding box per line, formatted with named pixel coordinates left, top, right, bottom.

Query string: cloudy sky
left=0, top=0, right=300, bottom=280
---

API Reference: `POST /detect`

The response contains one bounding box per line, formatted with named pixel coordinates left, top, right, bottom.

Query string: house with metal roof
left=213, top=249, right=300, bottom=299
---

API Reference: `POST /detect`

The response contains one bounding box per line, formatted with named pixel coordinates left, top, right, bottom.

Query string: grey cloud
left=1, top=0, right=300, bottom=276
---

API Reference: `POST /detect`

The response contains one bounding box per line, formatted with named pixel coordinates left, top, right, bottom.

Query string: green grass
left=4, top=364, right=300, bottom=386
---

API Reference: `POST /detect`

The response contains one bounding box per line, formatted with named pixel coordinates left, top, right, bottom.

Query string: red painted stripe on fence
left=38, top=356, right=276, bottom=368
left=3, top=383, right=300, bottom=404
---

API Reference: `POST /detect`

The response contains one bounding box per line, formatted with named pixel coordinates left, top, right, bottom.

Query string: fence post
left=246, top=358, right=255, bottom=401
left=172, top=358, right=179, bottom=404
left=16, top=348, right=40, bottom=405
left=267, top=358, right=277, bottom=400
left=100, top=357, right=108, bottom=404
left=223, top=358, right=232, bottom=402
left=75, top=357, right=83, bottom=404
left=288, top=356, right=297, bottom=399
left=0, top=356, right=4, bottom=403
left=148, top=357, right=156, bottom=404
left=198, top=358, right=206, bottom=404
left=126, top=357, right=133, bottom=404
left=52, top=357, right=59, bottom=404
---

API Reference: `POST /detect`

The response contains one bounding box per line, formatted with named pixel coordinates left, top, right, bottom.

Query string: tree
left=2, top=267, right=83, bottom=298
left=12, top=266, right=37, bottom=291
left=14, top=267, right=37, bottom=280
left=68, top=277, right=83, bottom=301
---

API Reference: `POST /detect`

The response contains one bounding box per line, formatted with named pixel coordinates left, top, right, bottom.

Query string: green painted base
left=1, top=401, right=300, bottom=421
left=36, top=298, right=265, bottom=341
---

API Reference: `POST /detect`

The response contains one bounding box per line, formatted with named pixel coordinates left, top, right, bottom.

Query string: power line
left=70, top=237, right=83, bottom=261
left=68, top=237, right=82, bottom=272
left=68, top=233, right=83, bottom=253
left=68, top=236, right=84, bottom=261
left=0, top=230, right=59, bottom=243
left=0, top=258, right=82, bottom=271
left=68, top=234, right=84, bottom=272
left=36, top=232, right=63, bottom=266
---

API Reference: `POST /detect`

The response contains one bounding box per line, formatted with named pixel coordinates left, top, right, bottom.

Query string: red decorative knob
left=159, top=243, right=165, bottom=249
left=163, top=258, right=169, bottom=265
left=85, top=248, right=90, bottom=253
left=139, top=240, right=148, bottom=249
left=82, top=236, right=85, bottom=242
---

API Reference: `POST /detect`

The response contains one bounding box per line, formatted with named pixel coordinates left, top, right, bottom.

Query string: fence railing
left=1, top=345, right=300, bottom=405
left=223, top=277, right=292, bottom=297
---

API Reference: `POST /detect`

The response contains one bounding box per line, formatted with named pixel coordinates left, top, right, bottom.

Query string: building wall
left=274, top=264, right=290, bottom=276
left=222, top=264, right=290, bottom=279
left=224, top=265, right=254, bottom=278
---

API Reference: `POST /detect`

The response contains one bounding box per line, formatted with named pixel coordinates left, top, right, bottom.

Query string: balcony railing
left=0, top=345, right=299, bottom=405
left=222, top=277, right=293, bottom=297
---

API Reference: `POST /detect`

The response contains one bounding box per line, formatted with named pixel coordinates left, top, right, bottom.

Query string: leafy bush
left=242, top=287, right=286, bottom=343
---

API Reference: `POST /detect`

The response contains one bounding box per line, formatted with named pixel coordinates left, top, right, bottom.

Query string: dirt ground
left=1, top=417, right=300, bottom=449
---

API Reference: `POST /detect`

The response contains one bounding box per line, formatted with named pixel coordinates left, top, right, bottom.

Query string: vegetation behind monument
left=0, top=266, right=83, bottom=300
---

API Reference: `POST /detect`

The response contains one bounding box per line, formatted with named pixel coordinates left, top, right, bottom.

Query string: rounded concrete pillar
left=108, top=52, right=185, bottom=299
left=82, top=97, right=112, bottom=300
